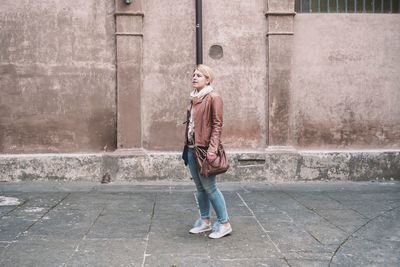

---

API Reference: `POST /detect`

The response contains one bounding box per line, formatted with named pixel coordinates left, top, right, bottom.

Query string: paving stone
left=286, top=259, right=331, bottom=267
left=314, top=208, right=369, bottom=233
left=331, top=238, right=399, bottom=266
left=0, top=193, right=69, bottom=241
left=220, top=192, right=253, bottom=217
left=207, top=216, right=281, bottom=260
left=0, top=216, right=34, bottom=241
left=0, top=182, right=398, bottom=266
left=144, top=254, right=210, bottom=267
left=145, top=192, right=209, bottom=257
left=210, top=257, right=288, bottom=267
left=284, top=192, right=349, bottom=210
left=328, top=199, right=398, bottom=219
left=263, top=223, right=327, bottom=254
left=301, top=222, right=349, bottom=246
left=285, top=250, right=333, bottom=261
left=239, top=191, right=305, bottom=212
left=86, top=193, right=156, bottom=239
left=331, top=207, right=400, bottom=266
left=86, top=210, right=151, bottom=239
left=101, top=192, right=157, bottom=211
left=255, top=210, right=296, bottom=224
left=0, top=241, right=9, bottom=254
left=146, top=221, right=209, bottom=256
left=0, top=238, right=76, bottom=267
left=0, top=207, right=13, bottom=217
left=67, top=238, right=146, bottom=267
left=153, top=191, right=198, bottom=218
left=352, top=207, right=400, bottom=242
left=25, top=207, right=102, bottom=239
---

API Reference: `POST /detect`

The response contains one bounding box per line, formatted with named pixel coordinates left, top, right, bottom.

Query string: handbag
left=194, top=144, right=229, bottom=178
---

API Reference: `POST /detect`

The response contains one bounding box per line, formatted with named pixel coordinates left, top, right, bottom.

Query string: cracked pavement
left=0, top=181, right=399, bottom=266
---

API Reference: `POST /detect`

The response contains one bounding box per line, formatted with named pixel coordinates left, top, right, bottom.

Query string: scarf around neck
left=190, top=85, right=214, bottom=100
left=187, top=85, right=214, bottom=145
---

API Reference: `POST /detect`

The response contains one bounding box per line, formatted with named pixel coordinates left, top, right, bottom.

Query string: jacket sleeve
left=208, top=94, right=223, bottom=154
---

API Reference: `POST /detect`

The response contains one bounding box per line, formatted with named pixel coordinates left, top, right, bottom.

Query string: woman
left=183, top=64, right=232, bottom=239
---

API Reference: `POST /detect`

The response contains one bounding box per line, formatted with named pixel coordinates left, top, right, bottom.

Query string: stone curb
left=0, top=150, right=399, bottom=182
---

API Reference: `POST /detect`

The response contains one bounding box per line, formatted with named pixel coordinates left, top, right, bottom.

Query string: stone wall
left=1, top=150, right=399, bottom=182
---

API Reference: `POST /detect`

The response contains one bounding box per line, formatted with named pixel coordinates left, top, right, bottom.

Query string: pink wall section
left=291, top=14, right=400, bottom=149
left=1, top=1, right=399, bottom=153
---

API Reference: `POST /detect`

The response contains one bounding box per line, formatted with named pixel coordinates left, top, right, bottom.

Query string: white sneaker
left=189, top=218, right=212, bottom=234
left=208, top=222, right=232, bottom=239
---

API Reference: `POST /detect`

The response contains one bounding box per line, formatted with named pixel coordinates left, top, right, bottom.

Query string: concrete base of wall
left=1, top=149, right=399, bottom=182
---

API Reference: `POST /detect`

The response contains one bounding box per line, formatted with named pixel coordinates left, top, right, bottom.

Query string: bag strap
left=195, top=146, right=207, bottom=157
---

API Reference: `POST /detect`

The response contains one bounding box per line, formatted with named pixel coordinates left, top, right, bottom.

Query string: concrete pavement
left=0, top=181, right=399, bottom=266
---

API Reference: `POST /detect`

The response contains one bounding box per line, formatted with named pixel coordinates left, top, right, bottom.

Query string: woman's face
left=192, top=69, right=209, bottom=91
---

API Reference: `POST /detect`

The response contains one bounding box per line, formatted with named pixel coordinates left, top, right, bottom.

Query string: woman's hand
left=207, top=151, right=217, bottom=163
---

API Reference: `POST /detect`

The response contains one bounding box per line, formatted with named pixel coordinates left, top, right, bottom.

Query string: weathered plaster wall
left=141, top=0, right=195, bottom=151
left=0, top=0, right=116, bottom=153
left=141, top=0, right=267, bottom=151
left=292, top=14, right=400, bottom=149
left=203, top=0, right=267, bottom=150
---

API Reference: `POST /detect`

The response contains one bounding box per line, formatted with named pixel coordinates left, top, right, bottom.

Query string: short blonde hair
left=195, top=64, right=214, bottom=85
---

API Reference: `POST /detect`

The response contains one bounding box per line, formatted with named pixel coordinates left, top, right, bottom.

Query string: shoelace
left=195, top=219, right=204, bottom=227
left=212, top=222, right=221, bottom=232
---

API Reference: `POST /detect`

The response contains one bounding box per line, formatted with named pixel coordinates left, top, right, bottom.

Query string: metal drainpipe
left=195, top=0, right=203, bottom=65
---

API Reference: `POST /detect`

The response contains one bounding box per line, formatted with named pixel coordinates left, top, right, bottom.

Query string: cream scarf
left=188, top=85, right=214, bottom=145
left=190, top=85, right=214, bottom=100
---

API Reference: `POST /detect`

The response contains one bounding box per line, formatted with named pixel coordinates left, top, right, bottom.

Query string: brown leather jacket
left=185, top=91, right=223, bottom=154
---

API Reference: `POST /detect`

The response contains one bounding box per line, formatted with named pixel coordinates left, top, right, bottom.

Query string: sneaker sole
left=189, top=228, right=212, bottom=234
left=208, top=228, right=232, bottom=239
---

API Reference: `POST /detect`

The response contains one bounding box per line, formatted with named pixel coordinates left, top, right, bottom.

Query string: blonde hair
left=195, top=64, right=214, bottom=85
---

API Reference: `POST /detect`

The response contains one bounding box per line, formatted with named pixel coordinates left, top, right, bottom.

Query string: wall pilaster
left=115, top=1, right=144, bottom=150
left=265, top=0, right=295, bottom=149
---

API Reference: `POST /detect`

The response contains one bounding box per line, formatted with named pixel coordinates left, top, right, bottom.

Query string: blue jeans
left=188, top=148, right=229, bottom=223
